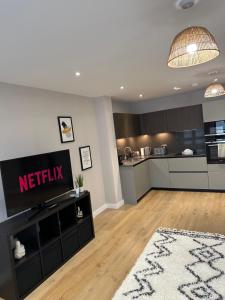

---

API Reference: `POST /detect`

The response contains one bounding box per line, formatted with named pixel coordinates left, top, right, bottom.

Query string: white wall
left=112, top=89, right=208, bottom=114
left=112, top=100, right=134, bottom=113
left=131, top=89, right=205, bottom=113
left=95, top=97, right=123, bottom=208
left=0, top=82, right=118, bottom=222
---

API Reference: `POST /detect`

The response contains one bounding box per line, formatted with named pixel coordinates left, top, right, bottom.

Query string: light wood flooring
left=27, top=190, right=225, bottom=300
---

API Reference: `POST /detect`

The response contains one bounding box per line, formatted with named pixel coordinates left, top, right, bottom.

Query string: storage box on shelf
left=0, top=191, right=94, bottom=300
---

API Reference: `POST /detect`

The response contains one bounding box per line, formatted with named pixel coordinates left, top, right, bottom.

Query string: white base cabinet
left=168, top=157, right=208, bottom=189
left=149, top=159, right=171, bottom=188
left=120, top=160, right=150, bottom=204
left=170, top=173, right=208, bottom=189
left=168, top=157, right=207, bottom=172
left=208, top=164, right=225, bottom=190
left=120, top=157, right=225, bottom=205
left=208, top=172, right=225, bottom=190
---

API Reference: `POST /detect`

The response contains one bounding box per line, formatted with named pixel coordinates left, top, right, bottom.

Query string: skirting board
left=93, top=199, right=124, bottom=218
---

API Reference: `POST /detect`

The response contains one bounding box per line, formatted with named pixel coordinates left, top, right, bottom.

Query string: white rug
left=112, top=228, right=225, bottom=300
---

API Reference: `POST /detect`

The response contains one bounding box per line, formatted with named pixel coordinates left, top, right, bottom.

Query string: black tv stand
left=28, top=202, right=59, bottom=221
left=0, top=191, right=94, bottom=300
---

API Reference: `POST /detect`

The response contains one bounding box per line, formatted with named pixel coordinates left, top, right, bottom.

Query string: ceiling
left=0, top=0, right=225, bottom=101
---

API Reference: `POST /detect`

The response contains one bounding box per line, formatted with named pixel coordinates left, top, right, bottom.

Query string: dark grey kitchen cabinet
left=113, top=113, right=141, bottom=139
left=140, top=110, right=167, bottom=134
left=166, top=104, right=203, bottom=132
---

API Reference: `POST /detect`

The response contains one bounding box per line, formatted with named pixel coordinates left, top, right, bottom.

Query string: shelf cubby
left=38, top=213, right=60, bottom=247
left=12, top=224, right=39, bottom=265
left=75, top=197, right=91, bottom=220
left=59, top=203, right=77, bottom=233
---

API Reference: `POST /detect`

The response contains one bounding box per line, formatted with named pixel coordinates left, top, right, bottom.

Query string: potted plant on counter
left=76, top=174, right=84, bottom=193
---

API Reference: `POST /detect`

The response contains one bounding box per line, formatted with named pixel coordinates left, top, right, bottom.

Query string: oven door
left=206, top=141, right=225, bottom=164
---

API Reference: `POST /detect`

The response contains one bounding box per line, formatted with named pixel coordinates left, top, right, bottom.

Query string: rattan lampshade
left=204, top=83, right=225, bottom=98
left=168, top=26, right=219, bottom=68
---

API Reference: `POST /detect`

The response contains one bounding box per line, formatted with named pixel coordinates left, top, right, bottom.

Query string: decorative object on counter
left=182, top=148, right=194, bottom=156
left=14, top=240, right=26, bottom=260
left=204, top=82, right=225, bottom=98
left=76, top=174, right=84, bottom=193
left=161, top=144, right=168, bottom=155
left=58, top=116, right=75, bottom=143
left=79, top=146, right=92, bottom=170
left=168, top=26, right=219, bottom=68
left=140, top=147, right=145, bottom=157
left=124, top=147, right=133, bottom=160
left=144, top=146, right=151, bottom=156
left=77, top=206, right=83, bottom=219
left=133, top=151, right=140, bottom=157
left=153, top=147, right=166, bottom=156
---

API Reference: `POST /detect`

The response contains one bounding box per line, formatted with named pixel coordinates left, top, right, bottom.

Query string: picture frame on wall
left=58, top=116, right=75, bottom=143
left=79, top=146, right=92, bottom=171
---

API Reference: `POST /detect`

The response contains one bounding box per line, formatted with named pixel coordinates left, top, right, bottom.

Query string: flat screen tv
left=0, top=150, right=74, bottom=217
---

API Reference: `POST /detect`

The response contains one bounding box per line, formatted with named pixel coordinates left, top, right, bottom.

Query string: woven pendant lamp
left=168, top=26, right=219, bottom=68
left=204, top=82, right=225, bottom=98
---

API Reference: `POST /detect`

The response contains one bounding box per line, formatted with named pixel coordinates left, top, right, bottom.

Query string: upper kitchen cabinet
left=140, top=111, right=167, bottom=134
left=166, top=104, right=203, bottom=132
left=203, top=98, right=225, bottom=122
left=113, top=113, right=141, bottom=139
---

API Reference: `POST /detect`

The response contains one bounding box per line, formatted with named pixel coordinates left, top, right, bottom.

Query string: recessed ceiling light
left=192, top=83, right=199, bottom=87
left=75, top=71, right=81, bottom=77
left=214, top=78, right=218, bottom=82
left=120, top=86, right=124, bottom=90
left=173, top=86, right=181, bottom=91
left=139, top=94, right=143, bottom=98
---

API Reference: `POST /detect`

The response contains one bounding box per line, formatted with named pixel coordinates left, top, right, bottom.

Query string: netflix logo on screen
left=0, top=150, right=74, bottom=217
left=19, top=165, right=64, bottom=193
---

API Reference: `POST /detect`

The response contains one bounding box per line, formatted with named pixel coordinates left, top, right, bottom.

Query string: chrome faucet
left=124, top=147, right=132, bottom=160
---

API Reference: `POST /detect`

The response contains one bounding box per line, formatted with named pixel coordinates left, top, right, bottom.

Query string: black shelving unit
left=0, top=191, right=94, bottom=300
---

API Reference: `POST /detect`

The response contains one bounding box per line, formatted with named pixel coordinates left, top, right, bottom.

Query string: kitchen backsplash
left=116, top=129, right=205, bottom=155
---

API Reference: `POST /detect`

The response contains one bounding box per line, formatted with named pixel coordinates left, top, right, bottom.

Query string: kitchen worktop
left=121, top=153, right=206, bottom=167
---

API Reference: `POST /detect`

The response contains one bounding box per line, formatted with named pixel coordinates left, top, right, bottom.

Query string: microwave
left=204, top=120, right=225, bottom=136
left=204, top=120, right=225, bottom=164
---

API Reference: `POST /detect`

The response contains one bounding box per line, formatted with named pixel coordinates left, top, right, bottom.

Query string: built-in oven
left=204, top=120, right=225, bottom=164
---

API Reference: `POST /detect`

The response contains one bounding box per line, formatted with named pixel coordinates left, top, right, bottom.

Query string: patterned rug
left=112, top=228, right=225, bottom=300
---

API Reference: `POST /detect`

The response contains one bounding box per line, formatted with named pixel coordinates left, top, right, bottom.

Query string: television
left=0, top=150, right=74, bottom=217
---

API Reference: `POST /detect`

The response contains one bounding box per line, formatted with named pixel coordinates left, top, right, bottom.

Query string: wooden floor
left=27, top=190, right=225, bottom=300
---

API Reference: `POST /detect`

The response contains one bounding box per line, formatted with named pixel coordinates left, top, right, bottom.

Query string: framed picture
left=58, top=116, right=75, bottom=143
left=79, top=146, right=92, bottom=170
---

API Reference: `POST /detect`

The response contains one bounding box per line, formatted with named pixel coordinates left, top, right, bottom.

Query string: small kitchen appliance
left=144, top=146, right=151, bottom=156
left=204, top=120, right=225, bottom=164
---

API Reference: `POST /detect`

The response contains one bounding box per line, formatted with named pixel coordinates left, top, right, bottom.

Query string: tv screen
left=0, top=150, right=74, bottom=217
